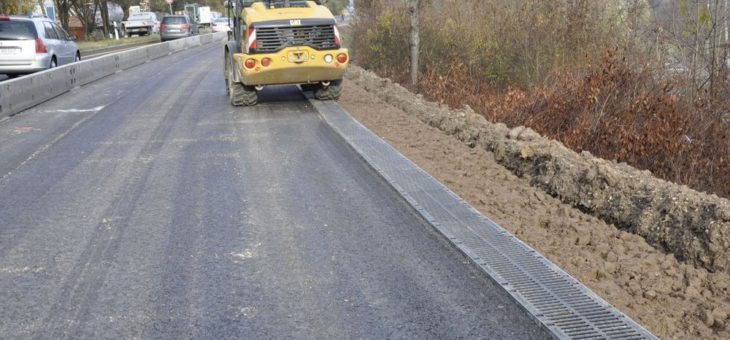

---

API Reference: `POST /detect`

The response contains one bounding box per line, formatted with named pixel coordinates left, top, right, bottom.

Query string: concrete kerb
left=0, top=32, right=226, bottom=118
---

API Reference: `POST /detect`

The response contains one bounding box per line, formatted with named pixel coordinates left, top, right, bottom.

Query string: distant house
left=67, top=15, right=86, bottom=40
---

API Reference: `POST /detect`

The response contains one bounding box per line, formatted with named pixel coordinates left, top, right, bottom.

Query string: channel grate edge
left=310, top=98, right=657, bottom=340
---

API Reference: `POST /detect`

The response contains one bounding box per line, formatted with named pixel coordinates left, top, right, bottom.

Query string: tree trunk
left=17, top=0, right=23, bottom=14
left=101, top=0, right=110, bottom=36
left=409, top=0, right=419, bottom=87
left=722, top=0, right=730, bottom=44
left=55, top=0, right=69, bottom=30
left=38, top=0, right=47, bottom=16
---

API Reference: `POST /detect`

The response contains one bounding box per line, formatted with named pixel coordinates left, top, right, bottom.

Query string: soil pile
left=345, top=66, right=730, bottom=275
left=339, top=68, right=730, bottom=339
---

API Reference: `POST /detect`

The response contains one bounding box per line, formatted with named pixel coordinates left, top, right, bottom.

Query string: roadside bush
left=351, top=0, right=730, bottom=198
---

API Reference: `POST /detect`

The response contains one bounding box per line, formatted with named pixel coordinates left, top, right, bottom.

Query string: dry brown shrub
left=351, top=0, right=730, bottom=198
left=415, top=48, right=730, bottom=198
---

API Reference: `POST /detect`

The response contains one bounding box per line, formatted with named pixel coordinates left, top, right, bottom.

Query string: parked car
left=160, top=15, right=196, bottom=42
left=211, top=17, right=231, bottom=33
left=0, top=16, right=80, bottom=78
left=121, top=12, right=159, bottom=37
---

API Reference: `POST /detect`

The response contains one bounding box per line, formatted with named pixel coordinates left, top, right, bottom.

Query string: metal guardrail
left=312, top=98, right=658, bottom=340
left=0, top=32, right=226, bottom=118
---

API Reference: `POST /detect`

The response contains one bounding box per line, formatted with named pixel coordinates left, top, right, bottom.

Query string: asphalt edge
left=310, top=97, right=658, bottom=340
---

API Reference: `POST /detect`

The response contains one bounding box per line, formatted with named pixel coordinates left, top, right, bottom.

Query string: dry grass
left=351, top=0, right=730, bottom=198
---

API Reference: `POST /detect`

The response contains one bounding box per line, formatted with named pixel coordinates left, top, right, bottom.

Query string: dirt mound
left=338, top=76, right=730, bottom=339
left=345, top=65, right=730, bottom=275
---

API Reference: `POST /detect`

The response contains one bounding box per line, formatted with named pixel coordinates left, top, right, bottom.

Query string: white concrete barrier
left=0, top=32, right=226, bottom=117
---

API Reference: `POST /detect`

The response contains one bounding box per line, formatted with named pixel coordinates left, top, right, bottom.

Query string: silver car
left=160, top=15, right=197, bottom=42
left=0, top=16, right=80, bottom=78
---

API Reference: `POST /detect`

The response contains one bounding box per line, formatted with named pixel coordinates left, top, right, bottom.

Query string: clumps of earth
left=340, top=66, right=730, bottom=339
left=345, top=65, right=730, bottom=274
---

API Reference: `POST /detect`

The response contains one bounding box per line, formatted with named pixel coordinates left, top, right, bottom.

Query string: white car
left=122, top=12, right=159, bottom=37
left=0, top=16, right=80, bottom=78
left=211, top=17, right=231, bottom=33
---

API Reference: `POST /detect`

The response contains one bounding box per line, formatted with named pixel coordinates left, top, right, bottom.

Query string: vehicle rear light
left=0, top=16, right=9, bottom=21
left=160, top=24, right=167, bottom=30
left=334, top=26, right=341, bottom=47
left=261, top=58, right=271, bottom=67
left=247, top=27, right=256, bottom=52
left=181, top=24, right=190, bottom=29
left=245, top=58, right=256, bottom=69
left=336, top=53, right=348, bottom=64
left=35, top=38, right=47, bottom=53
left=324, top=54, right=333, bottom=63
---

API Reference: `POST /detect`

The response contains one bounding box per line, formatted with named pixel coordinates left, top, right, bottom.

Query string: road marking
left=229, top=243, right=262, bottom=263
left=13, top=126, right=39, bottom=134
left=237, top=306, right=257, bottom=318
left=44, top=106, right=105, bottom=113
left=0, top=266, right=44, bottom=274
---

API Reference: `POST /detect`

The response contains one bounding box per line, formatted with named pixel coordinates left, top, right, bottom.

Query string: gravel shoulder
left=338, top=77, right=730, bottom=339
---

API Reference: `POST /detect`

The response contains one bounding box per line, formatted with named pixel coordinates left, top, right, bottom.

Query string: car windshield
left=0, top=20, right=37, bottom=40
left=215, top=18, right=229, bottom=23
left=162, top=17, right=186, bottom=24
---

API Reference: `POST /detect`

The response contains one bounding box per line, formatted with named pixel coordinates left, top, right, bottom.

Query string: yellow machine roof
left=244, top=1, right=335, bottom=23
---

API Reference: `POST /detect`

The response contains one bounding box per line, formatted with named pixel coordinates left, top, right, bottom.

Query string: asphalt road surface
left=0, top=44, right=550, bottom=339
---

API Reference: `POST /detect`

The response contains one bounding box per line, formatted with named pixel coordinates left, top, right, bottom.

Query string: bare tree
left=38, top=0, right=46, bottom=16
left=409, top=0, right=419, bottom=86
left=99, top=0, right=110, bottom=36
left=54, top=0, right=71, bottom=30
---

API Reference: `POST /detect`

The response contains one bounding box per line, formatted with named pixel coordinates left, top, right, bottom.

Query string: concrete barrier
left=168, top=38, right=187, bottom=53
left=0, top=32, right=226, bottom=117
left=185, top=36, right=202, bottom=48
left=0, top=66, right=69, bottom=116
left=71, top=55, right=118, bottom=87
left=147, top=43, right=171, bottom=60
left=116, top=47, right=149, bottom=70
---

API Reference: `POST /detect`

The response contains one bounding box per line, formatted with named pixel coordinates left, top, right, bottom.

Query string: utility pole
left=409, top=0, right=419, bottom=86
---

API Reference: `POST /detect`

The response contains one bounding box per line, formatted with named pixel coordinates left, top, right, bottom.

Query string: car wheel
left=224, top=51, right=230, bottom=94
left=314, top=80, right=343, bottom=101
left=227, top=56, right=257, bottom=106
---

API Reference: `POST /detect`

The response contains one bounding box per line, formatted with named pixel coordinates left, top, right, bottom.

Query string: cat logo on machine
left=290, top=19, right=301, bottom=26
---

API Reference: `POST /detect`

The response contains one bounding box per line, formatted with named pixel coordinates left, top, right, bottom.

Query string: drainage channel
left=311, top=98, right=657, bottom=340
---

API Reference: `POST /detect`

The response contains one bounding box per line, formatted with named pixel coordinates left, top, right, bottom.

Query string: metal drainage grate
left=311, top=99, right=657, bottom=340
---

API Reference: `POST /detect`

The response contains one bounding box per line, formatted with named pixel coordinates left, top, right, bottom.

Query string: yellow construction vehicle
left=224, top=0, right=349, bottom=106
